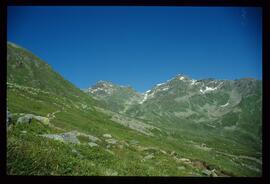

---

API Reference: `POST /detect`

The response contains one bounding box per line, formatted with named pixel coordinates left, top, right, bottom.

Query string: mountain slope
left=7, top=42, right=96, bottom=104
left=87, top=75, right=262, bottom=159
left=7, top=42, right=262, bottom=176
left=85, top=80, right=143, bottom=113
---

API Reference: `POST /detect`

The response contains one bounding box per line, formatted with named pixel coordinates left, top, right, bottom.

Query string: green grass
left=7, top=83, right=262, bottom=176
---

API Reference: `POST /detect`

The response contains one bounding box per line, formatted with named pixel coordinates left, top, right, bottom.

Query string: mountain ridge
left=86, top=72, right=262, bottom=150
left=86, top=75, right=261, bottom=95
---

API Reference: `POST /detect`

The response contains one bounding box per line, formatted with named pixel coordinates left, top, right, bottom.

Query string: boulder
left=16, top=114, right=50, bottom=126
left=202, top=169, right=212, bottom=176
left=160, top=150, right=167, bottom=154
left=42, top=131, right=80, bottom=144
left=76, top=132, right=101, bottom=142
left=142, top=153, right=154, bottom=161
left=202, top=169, right=218, bottom=177
left=211, top=170, right=218, bottom=177
left=17, top=114, right=34, bottom=124
left=34, top=116, right=50, bottom=125
left=103, top=134, right=112, bottom=138
left=61, top=131, right=80, bottom=144
left=87, top=135, right=101, bottom=142
left=41, top=134, right=63, bottom=141
left=88, top=142, right=99, bottom=147
left=177, top=158, right=191, bottom=163
left=105, top=138, right=117, bottom=144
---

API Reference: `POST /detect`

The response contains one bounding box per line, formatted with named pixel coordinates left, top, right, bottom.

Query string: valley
left=6, top=42, right=262, bottom=176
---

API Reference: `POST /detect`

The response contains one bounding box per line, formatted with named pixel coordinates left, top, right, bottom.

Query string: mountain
left=87, top=74, right=262, bottom=150
left=7, top=42, right=262, bottom=176
left=7, top=42, right=96, bottom=104
left=85, top=80, right=142, bottom=113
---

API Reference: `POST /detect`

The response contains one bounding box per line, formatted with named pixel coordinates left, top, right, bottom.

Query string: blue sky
left=8, top=6, right=262, bottom=92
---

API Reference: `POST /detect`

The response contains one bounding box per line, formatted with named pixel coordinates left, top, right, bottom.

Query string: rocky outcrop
left=41, top=131, right=102, bottom=146
left=17, top=114, right=34, bottom=124
left=41, top=131, right=80, bottom=144
left=76, top=132, right=101, bottom=142
left=16, top=114, right=50, bottom=126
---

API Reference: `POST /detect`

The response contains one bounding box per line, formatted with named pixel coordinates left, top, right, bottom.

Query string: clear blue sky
left=8, top=6, right=262, bottom=92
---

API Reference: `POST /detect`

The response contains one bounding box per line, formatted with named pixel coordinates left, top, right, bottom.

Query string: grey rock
left=60, top=131, right=80, bottom=144
left=87, top=135, right=101, bottom=142
left=103, top=134, right=112, bottom=138
left=88, top=142, right=99, bottom=147
left=142, top=153, right=154, bottom=161
left=105, top=138, right=117, bottom=144
left=160, top=150, right=167, bottom=154
left=42, top=131, right=80, bottom=144
left=41, top=134, right=63, bottom=141
left=202, top=169, right=212, bottom=176
left=16, top=114, right=50, bottom=126
left=177, top=158, right=191, bottom=163
left=17, top=114, right=34, bottom=124
left=33, top=116, right=50, bottom=125
left=76, top=132, right=101, bottom=142
left=211, top=170, right=218, bottom=177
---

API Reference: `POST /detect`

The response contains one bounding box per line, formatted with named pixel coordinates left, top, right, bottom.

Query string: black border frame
left=1, top=0, right=269, bottom=184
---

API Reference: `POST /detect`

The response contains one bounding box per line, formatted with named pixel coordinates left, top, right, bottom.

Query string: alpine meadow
left=7, top=6, right=262, bottom=177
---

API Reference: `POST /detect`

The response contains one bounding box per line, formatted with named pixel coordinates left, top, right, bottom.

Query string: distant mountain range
left=86, top=75, right=262, bottom=148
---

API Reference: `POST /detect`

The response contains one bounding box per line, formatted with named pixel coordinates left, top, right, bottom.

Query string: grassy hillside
left=6, top=42, right=262, bottom=176
left=7, top=42, right=96, bottom=104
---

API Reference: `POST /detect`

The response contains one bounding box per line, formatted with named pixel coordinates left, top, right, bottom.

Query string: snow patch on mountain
left=221, top=102, right=229, bottom=107
left=139, top=90, right=151, bottom=104
left=190, top=80, right=196, bottom=85
left=179, top=76, right=185, bottom=80
left=89, top=87, right=103, bottom=93
left=156, top=83, right=165, bottom=87
left=200, top=82, right=224, bottom=94
left=200, top=86, right=218, bottom=94
left=90, top=87, right=115, bottom=95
